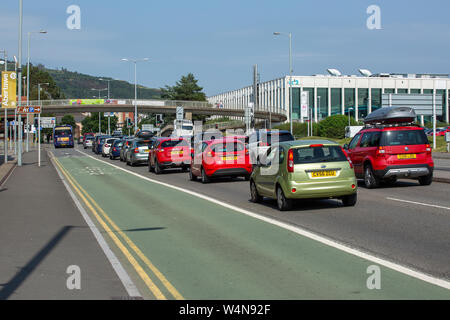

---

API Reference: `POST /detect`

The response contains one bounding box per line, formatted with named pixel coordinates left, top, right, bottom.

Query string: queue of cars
left=83, top=107, right=434, bottom=211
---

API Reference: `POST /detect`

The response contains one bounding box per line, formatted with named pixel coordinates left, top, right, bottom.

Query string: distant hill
left=44, top=66, right=162, bottom=100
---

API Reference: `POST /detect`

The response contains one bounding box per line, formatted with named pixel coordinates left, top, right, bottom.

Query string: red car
left=189, top=137, right=252, bottom=183
left=148, top=137, right=191, bottom=174
left=344, top=125, right=434, bottom=188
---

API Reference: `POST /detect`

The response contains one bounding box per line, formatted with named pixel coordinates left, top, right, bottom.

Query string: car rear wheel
left=250, top=181, right=262, bottom=203
left=364, top=164, right=380, bottom=189
left=154, top=160, right=162, bottom=174
left=418, top=173, right=433, bottom=186
left=201, top=168, right=210, bottom=184
left=189, top=167, right=197, bottom=181
left=276, top=186, right=292, bottom=211
left=342, top=193, right=357, bottom=207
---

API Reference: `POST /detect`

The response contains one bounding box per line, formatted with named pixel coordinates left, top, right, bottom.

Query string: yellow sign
left=1, top=71, right=17, bottom=109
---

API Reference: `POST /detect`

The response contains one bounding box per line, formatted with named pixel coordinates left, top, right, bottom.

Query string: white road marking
left=49, top=151, right=143, bottom=299
left=387, top=197, right=450, bottom=211
left=76, top=148, right=450, bottom=290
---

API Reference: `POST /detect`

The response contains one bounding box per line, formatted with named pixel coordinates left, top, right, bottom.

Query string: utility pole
left=17, top=0, right=23, bottom=166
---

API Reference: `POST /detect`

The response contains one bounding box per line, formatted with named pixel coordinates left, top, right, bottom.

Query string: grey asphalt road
left=75, top=145, right=450, bottom=281
left=0, top=149, right=131, bottom=299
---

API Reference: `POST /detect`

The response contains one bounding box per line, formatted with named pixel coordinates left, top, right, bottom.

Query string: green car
left=250, top=140, right=358, bottom=211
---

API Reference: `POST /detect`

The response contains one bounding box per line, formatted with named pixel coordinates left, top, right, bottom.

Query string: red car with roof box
left=344, top=107, right=434, bottom=188
left=148, top=137, right=191, bottom=174
left=189, top=137, right=252, bottom=183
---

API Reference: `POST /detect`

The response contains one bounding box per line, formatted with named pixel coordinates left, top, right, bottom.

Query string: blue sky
left=1, top=0, right=450, bottom=96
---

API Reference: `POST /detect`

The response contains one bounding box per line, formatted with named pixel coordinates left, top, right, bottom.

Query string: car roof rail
left=362, top=122, right=422, bottom=130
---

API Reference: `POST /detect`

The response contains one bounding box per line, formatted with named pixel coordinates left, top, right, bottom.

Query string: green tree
left=24, top=64, right=66, bottom=100
left=60, top=115, right=76, bottom=128
left=166, top=73, right=206, bottom=101
left=160, top=73, right=207, bottom=122
left=81, top=113, right=118, bottom=134
left=317, top=115, right=358, bottom=139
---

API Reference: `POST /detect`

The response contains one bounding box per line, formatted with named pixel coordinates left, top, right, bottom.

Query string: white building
left=208, top=73, right=450, bottom=124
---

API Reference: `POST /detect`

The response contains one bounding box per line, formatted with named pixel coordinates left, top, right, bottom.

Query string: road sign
left=445, top=131, right=450, bottom=143
left=17, top=106, right=41, bottom=114
left=176, top=106, right=184, bottom=121
left=142, top=124, right=154, bottom=131
left=104, top=112, right=114, bottom=117
left=41, top=117, right=56, bottom=128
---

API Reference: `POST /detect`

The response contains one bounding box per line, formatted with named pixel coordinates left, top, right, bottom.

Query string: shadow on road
left=0, top=226, right=72, bottom=300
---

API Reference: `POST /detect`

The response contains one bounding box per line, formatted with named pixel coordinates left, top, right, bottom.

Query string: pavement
left=0, top=149, right=134, bottom=299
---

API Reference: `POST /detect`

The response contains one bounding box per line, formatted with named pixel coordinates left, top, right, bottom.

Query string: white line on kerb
left=49, top=151, right=142, bottom=299
left=77, top=149, right=450, bottom=291
left=387, top=197, right=450, bottom=211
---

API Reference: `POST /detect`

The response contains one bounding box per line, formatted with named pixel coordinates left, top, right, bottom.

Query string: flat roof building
left=208, top=73, right=450, bottom=124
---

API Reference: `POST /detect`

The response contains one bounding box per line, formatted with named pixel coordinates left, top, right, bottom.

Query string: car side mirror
left=343, top=144, right=349, bottom=150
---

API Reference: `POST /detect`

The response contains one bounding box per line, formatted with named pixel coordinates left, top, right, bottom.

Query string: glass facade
left=384, top=88, right=395, bottom=94
left=371, top=88, right=382, bottom=111
left=344, top=88, right=355, bottom=115
left=331, top=88, right=341, bottom=115
left=358, top=88, right=369, bottom=119
left=292, top=88, right=300, bottom=120
left=317, top=88, right=328, bottom=120
left=410, top=89, right=421, bottom=94
left=397, top=89, right=408, bottom=94
left=423, top=89, right=433, bottom=94
left=437, top=89, right=446, bottom=121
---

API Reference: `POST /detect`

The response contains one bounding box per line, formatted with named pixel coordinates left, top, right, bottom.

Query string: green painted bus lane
left=57, top=155, right=450, bottom=299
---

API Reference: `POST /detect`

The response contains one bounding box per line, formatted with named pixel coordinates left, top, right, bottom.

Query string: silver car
left=126, top=139, right=151, bottom=166
left=83, top=136, right=94, bottom=149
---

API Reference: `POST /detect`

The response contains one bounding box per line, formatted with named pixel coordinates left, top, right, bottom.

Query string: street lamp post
left=99, top=78, right=112, bottom=134
left=122, top=58, right=149, bottom=133
left=37, top=82, right=49, bottom=167
left=91, top=88, right=107, bottom=134
left=273, top=32, right=293, bottom=135
left=26, top=30, right=47, bottom=152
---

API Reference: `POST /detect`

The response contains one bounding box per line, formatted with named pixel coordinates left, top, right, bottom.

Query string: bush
left=317, top=115, right=358, bottom=139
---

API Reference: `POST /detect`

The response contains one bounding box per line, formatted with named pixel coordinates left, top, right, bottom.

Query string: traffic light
left=126, top=118, right=133, bottom=128
left=155, top=114, right=163, bottom=126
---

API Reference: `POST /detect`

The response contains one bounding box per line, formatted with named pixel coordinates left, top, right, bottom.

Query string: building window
left=384, top=88, right=395, bottom=94
left=358, top=88, right=369, bottom=119
left=397, top=89, right=408, bottom=94
left=331, top=88, right=341, bottom=115
left=344, top=88, right=355, bottom=115
left=423, top=89, right=433, bottom=94
left=436, top=89, right=446, bottom=122
left=292, top=88, right=300, bottom=120
left=410, top=89, right=421, bottom=94
left=371, top=88, right=382, bottom=111
left=317, top=88, right=328, bottom=120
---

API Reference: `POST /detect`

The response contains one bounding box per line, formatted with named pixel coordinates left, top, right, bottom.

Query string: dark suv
left=344, top=125, right=434, bottom=188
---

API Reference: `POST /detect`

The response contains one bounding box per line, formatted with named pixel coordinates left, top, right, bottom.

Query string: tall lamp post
left=273, top=32, right=293, bottom=135
left=91, top=88, right=107, bottom=134
left=1, top=50, right=7, bottom=164
left=26, top=29, right=47, bottom=152
left=99, top=78, right=112, bottom=134
left=121, top=58, right=149, bottom=133
left=37, top=82, right=49, bottom=167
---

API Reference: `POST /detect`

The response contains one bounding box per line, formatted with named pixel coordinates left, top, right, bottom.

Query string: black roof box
left=364, top=106, right=416, bottom=124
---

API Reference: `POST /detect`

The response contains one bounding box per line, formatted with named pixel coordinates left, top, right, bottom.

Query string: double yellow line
left=52, top=155, right=183, bottom=300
